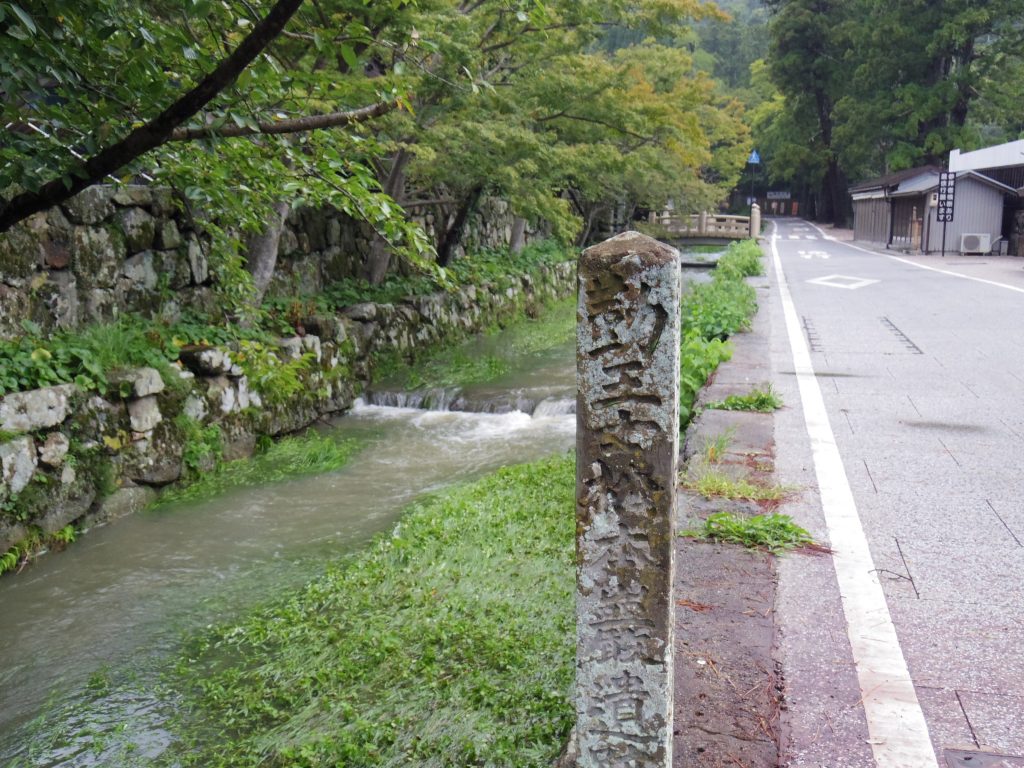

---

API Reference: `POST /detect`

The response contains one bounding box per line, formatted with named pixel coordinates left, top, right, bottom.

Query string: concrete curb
left=672, top=273, right=784, bottom=768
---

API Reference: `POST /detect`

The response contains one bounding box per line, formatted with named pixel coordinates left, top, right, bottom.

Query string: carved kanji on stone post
left=575, top=231, right=681, bottom=767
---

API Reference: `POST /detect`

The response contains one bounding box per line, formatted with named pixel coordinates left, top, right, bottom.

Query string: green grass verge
left=156, top=432, right=362, bottom=507
left=167, top=453, right=576, bottom=767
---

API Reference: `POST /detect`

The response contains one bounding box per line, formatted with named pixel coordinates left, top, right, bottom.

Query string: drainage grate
left=801, top=316, right=824, bottom=353
left=880, top=316, right=924, bottom=354
left=946, top=749, right=1024, bottom=767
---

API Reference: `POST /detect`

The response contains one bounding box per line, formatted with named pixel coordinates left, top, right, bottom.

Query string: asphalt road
left=766, top=218, right=1024, bottom=767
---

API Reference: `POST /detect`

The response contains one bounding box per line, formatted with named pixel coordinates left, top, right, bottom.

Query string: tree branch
left=403, top=197, right=457, bottom=208
left=0, top=0, right=306, bottom=233
left=169, top=100, right=395, bottom=140
left=481, top=23, right=584, bottom=54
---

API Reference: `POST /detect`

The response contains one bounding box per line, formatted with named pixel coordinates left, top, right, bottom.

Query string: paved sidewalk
left=674, top=228, right=1024, bottom=767
left=673, top=275, right=783, bottom=768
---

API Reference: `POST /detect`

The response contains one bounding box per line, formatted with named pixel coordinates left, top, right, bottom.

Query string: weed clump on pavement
left=684, top=468, right=789, bottom=502
left=705, top=384, right=783, bottom=413
left=685, top=511, right=814, bottom=553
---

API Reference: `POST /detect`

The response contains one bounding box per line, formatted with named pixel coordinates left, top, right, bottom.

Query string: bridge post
left=575, top=231, right=681, bottom=767
left=749, top=204, right=761, bottom=239
left=698, top=210, right=707, bottom=236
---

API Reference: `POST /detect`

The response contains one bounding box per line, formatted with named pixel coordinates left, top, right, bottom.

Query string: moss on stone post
left=575, top=231, right=681, bottom=767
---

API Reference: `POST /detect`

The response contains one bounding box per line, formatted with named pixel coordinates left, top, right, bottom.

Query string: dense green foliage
left=676, top=238, right=763, bottom=424
left=0, top=314, right=262, bottom=397
left=2, top=0, right=751, bottom=301
left=168, top=453, right=575, bottom=766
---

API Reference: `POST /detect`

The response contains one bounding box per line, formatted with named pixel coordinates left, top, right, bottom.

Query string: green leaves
left=678, top=239, right=764, bottom=424
left=6, top=3, right=37, bottom=35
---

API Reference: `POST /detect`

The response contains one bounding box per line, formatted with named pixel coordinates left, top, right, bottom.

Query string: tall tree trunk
left=576, top=206, right=599, bottom=247
left=362, top=148, right=411, bottom=284
left=437, top=184, right=484, bottom=267
left=509, top=216, right=527, bottom=253
left=246, top=200, right=291, bottom=306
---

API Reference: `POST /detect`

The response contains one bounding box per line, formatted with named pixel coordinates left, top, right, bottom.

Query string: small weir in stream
left=0, top=323, right=578, bottom=767
left=0, top=256, right=723, bottom=765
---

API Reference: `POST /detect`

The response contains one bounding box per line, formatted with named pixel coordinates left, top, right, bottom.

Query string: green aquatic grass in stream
left=388, top=297, right=576, bottom=390
left=169, top=453, right=576, bottom=767
left=156, top=432, right=362, bottom=507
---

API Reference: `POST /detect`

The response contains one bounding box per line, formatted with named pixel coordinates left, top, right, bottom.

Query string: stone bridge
left=647, top=210, right=757, bottom=244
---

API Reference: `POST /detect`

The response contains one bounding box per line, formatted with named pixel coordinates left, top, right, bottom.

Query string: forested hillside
left=751, top=0, right=1024, bottom=223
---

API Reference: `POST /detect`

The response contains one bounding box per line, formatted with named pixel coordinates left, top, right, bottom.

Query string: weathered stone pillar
left=749, top=203, right=761, bottom=239
left=575, top=231, right=681, bottom=767
left=698, top=210, right=708, bottom=236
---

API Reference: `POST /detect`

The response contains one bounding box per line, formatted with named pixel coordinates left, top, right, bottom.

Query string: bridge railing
left=648, top=210, right=757, bottom=240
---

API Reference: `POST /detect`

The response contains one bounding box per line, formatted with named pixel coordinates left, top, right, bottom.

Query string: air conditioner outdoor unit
left=961, top=233, right=991, bottom=254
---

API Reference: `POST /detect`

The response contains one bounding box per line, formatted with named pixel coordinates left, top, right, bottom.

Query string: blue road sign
left=748, top=149, right=760, bottom=165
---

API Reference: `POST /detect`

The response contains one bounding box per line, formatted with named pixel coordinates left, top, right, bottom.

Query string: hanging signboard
left=767, top=190, right=791, bottom=200
left=937, top=171, right=956, bottom=223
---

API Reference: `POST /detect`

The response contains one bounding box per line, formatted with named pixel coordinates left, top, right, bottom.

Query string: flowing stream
left=0, top=326, right=577, bottom=767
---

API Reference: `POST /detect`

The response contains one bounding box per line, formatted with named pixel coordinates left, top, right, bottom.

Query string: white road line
left=801, top=221, right=1024, bottom=295
left=769, top=224, right=938, bottom=768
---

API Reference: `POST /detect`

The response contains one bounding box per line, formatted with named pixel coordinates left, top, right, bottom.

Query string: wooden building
left=949, top=140, right=1024, bottom=256
left=850, top=165, right=1017, bottom=254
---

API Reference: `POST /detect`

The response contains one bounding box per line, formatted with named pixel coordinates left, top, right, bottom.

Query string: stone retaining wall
left=0, top=186, right=538, bottom=339
left=0, top=260, right=575, bottom=560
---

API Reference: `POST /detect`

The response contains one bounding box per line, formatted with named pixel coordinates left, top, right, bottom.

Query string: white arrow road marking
left=807, top=274, right=879, bottom=290
left=798, top=250, right=830, bottom=260
left=769, top=224, right=939, bottom=768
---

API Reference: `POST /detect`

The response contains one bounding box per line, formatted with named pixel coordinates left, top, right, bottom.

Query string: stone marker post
left=575, top=231, right=681, bottom=767
left=749, top=203, right=761, bottom=239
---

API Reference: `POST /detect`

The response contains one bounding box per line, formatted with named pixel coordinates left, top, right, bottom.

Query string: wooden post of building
left=575, top=231, right=681, bottom=767
left=750, top=203, right=761, bottom=239
left=910, top=206, right=922, bottom=252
